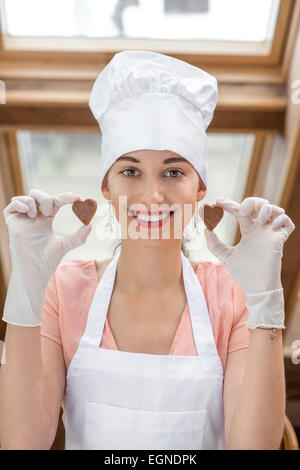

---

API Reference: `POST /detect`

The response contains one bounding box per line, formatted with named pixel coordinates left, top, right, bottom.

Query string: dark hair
left=111, top=238, right=190, bottom=258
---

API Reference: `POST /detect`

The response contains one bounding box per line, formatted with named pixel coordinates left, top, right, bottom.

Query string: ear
left=101, top=173, right=111, bottom=200
left=197, top=178, right=207, bottom=202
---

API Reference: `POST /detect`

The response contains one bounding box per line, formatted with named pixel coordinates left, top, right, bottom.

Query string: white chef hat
left=89, top=50, right=218, bottom=196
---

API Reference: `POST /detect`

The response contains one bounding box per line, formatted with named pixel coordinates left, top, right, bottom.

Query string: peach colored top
left=41, top=258, right=249, bottom=409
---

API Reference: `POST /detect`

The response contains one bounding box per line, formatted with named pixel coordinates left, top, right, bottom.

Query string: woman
left=0, top=51, right=295, bottom=450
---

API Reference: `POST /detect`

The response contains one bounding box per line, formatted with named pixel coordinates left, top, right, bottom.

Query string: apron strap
left=81, top=250, right=121, bottom=347
left=181, top=250, right=220, bottom=357
left=81, top=249, right=220, bottom=363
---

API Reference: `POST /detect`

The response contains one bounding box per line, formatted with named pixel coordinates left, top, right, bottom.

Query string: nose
left=138, top=176, right=165, bottom=208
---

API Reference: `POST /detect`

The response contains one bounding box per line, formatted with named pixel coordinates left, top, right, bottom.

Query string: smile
left=128, top=210, right=175, bottom=228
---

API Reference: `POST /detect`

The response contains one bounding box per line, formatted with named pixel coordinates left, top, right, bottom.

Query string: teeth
left=128, top=211, right=171, bottom=222
left=138, top=213, right=170, bottom=222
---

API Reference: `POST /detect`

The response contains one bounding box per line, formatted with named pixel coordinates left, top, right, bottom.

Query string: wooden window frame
left=0, top=0, right=295, bottom=68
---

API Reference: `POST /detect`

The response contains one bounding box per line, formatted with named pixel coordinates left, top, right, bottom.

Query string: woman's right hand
left=2, top=189, right=92, bottom=326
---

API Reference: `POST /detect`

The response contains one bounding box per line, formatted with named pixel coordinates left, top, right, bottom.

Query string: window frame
left=0, top=0, right=295, bottom=68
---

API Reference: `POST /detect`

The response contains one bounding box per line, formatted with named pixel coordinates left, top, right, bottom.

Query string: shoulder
left=195, top=260, right=247, bottom=319
left=52, top=258, right=113, bottom=306
left=195, top=259, right=242, bottom=300
left=56, top=258, right=94, bottom=274
left=55, top=257, right=114, bottom=282
left=194, top=259, right=227, bottom=277
left=53, top=258, right=99, bottom=287
left=195, top=259, right=235, bottom=279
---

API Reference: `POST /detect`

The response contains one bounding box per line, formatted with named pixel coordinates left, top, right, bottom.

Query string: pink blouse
left=41, top=258, right=249, bottom=379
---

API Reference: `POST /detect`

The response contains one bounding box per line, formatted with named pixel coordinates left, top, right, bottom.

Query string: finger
left=3, top=200, right=31, bottom=220
left=204, top=227, right=233, bottom=264
left=50, top=192, right=81, bottom=218
left=215, top=197, right=240, bottom=218
left=62, top=224, right=92, bottom=252
left=215, top=197, right=252, bottom=231
left=28, top=189, right=54, bottom=217
left=52, top=192, right=81, bottom=209
left=239, top=197, right=270, bottom=218
left=257, top=204, right=285, bottom=225
left=11, top=195, right=37, bottom=218
left=272, top=214, right=295, bottom=237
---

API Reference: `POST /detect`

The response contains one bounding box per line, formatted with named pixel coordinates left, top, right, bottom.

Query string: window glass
left=4, top=0, right=280, bottom=43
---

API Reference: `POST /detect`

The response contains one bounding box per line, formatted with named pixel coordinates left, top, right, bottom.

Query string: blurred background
left=0, top=0, right=299, bottom=449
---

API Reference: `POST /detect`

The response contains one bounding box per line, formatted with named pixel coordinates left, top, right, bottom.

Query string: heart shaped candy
left=72, top=198, right=97, bottom=225
left=199, top=204, right=224, bottom=231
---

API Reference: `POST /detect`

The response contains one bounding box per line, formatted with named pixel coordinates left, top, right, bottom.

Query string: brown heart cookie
left=199, top=204, right=224, bottom=231
left=72, top=198, right=97, bottom=225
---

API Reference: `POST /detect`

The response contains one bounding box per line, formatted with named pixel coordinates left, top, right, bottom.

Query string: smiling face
left=101, top=149, right=207, bottom=243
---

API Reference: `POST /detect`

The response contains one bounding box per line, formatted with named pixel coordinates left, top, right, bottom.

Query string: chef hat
left=89, top=50, right=218, bottom=196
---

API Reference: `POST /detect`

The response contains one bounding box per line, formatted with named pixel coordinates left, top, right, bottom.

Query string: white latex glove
left=2, top=189, right=92, bottom=327
left=203, top=197, right=295, bottom=329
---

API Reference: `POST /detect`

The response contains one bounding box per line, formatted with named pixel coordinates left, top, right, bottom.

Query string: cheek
left=174, top=177, right=198, bottom=195
left=116, top=177, right=137, bottom=195
left=174, top=186, right=197, bottom=209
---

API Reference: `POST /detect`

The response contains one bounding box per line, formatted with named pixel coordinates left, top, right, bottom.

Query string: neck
left=116, top=240, right=183, bottom=294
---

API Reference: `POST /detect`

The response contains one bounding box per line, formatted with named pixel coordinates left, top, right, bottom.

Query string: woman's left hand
left=203, top=196, right=295, bottom=296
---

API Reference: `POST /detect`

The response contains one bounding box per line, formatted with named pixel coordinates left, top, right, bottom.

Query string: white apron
left=64, top=250, right=227, bottom=450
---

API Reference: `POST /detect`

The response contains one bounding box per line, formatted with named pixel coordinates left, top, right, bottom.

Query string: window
left=3, top=0, right=280, bottom=42
left=1, top=0, right=284, bottom=57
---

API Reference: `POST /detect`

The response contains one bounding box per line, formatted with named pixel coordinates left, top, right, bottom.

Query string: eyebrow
left=116, top=156, right=187, bottom=164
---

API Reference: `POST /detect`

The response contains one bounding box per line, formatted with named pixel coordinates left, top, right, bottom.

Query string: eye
left=165, top=169, right=184, bottom=178
left=120, top=168, right=184, bottom=178
left=120, top=168, right=140, bottom=177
